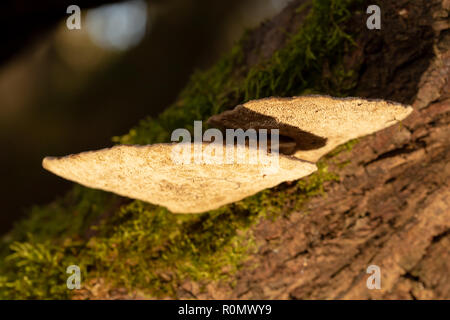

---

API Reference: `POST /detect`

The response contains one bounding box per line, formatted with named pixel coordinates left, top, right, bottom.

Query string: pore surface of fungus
left=43, top=143, right=317, bottom=213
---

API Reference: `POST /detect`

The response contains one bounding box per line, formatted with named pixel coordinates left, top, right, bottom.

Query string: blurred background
left=0, top=0, right=293, bottom=234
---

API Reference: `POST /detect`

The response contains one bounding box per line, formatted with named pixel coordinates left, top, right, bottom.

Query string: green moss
left=81, top=201, right=257, bottom=296
left=0, top=240, right=66, bottom=299
left=244, top=0, right=359, bottom=100
left=297, top=161, right=339, bottom=197
left=326, top=138, right=359, bottom=158
left=0, top=0, right=365, bottom=299
left=0, top=186, right=116, bottom=299
left=8, top=186, right=115, bottom=243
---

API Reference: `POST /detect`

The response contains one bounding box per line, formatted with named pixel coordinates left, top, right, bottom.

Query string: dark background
left=0, top=0, right=291, bottom=234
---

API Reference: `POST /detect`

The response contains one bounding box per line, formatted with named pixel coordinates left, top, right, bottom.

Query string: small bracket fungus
left=43, top=95, right=412, bottom=213
left=209, top=95, right=413, bottom=163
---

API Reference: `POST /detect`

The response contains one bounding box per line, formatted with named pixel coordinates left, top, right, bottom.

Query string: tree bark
left=173, top=0, right=450, bottom=300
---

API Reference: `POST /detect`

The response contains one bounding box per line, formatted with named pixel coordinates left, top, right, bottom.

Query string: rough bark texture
left=172, top=0, right=450, bottom=300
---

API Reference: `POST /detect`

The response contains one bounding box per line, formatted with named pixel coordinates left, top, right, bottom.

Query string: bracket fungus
left=43, top=143, right=316, bottom=213
left=43, top=95, right=412, bottom=213
left=209, top=95, right=413, bottom=163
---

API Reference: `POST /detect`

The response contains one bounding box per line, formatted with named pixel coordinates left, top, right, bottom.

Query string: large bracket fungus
left=43, top=143, right=316, bottom=213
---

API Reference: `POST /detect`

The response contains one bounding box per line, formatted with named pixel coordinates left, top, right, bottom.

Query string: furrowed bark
left=172, top=0, right=450, bottom=300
